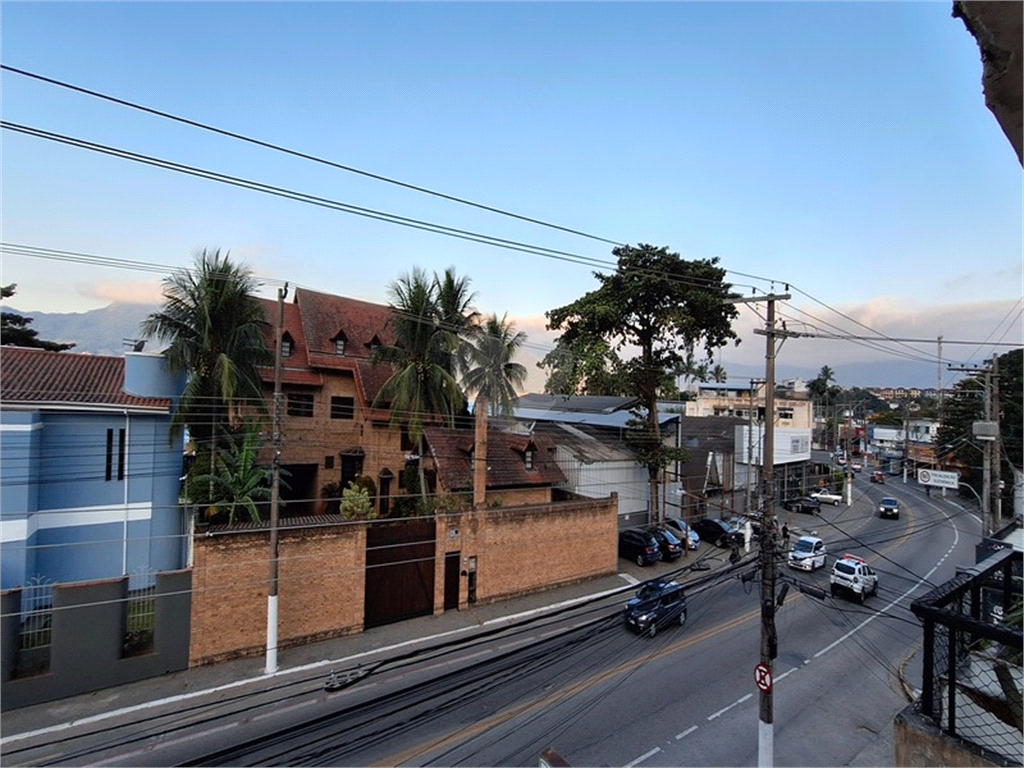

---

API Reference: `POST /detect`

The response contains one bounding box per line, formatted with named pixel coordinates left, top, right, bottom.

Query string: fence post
left=921, top=619, right=934, bottom=720
left=946, top=624, right=957, bottom=736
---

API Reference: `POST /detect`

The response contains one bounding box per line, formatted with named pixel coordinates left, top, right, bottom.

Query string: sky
left=2, top=2, right=1021, bottom=392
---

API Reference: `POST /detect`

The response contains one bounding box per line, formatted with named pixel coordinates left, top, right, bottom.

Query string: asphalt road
left=3, top=474, right=980, bottom=767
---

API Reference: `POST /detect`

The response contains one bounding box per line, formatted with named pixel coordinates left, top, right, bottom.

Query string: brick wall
left=434, top=494, right=618, bottom=610
left=189, top=520, right=364, bottom=667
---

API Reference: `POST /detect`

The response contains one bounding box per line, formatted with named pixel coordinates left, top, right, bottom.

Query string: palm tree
left=371, top=268, right=463, bottom=499
left=191, top=418, right=274, bottom=525
left=141, top=249, right=271, bottom=502
left=433, top=267, right=479, bottom=379
left=711, top=363, right=728, bottom=383
left=462, top=313, right=528, bottom=418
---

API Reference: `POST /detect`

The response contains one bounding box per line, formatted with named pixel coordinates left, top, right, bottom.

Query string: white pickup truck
left=810, top=489, right=843, bottom=505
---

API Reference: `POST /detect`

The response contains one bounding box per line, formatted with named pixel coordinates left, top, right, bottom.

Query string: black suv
left=782, top=496, right=822, bottom=514
left=691, top=518, right=742, bottom=548
left=624, top=579, right=688, bottom=637
left=645, top=527, right=683, bottom=561
left=618, top=529, right=663, bottom=566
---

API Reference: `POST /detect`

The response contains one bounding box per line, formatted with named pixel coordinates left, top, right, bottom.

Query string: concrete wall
left=189, top=520, right=366, bottom=667
left=894, top=704, right=1002, bottom=767
left=1, top=570, right=192, bottom=711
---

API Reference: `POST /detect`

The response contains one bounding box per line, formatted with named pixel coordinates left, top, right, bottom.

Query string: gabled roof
left=424, top=426, right=566, bottom=492
left=0, top=347, right=172, bottom=411
left=533, top=422, right=636, bottom=463
left=257, top=289, right=399, bottom=402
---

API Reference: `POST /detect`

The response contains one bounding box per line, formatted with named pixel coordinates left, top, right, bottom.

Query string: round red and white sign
left=754, top=663, right=772, bottom=692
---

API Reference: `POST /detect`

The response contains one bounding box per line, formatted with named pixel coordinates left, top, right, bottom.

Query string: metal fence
left=123, top=568, right=156, bottom=658
left=15, top=576, right=53, bottom=678
left=912, top=548, right=1023, bottom=766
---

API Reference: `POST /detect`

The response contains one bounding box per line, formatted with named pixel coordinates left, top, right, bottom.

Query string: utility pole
left=747, top=378, right=758, bottom=515
left=937, top=336, right=943, bottom=418
left=745, top=291, right=794, bottom=768
left=266, top=283, right=287, bottom=675
left=992, top=355, right=1001, bottom=529
left=950, top=361, right=996, bottom=535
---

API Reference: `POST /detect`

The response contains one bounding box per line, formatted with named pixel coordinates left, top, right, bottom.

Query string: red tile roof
left=424, top=426, right=566, bottom=492
left=0, top=347, right=172, bottom=409
left=257, top=290, right=397, bottom=402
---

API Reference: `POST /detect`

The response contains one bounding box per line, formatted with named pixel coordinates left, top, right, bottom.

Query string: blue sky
left=2, top=2, right=1020, bottom=389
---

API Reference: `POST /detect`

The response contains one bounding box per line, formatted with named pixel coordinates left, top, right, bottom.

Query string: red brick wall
left=189, top=520, right=365, bottom=667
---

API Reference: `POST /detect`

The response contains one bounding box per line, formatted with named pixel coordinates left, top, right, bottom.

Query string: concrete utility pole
left=266, top=283, right=287, bottom=675
left=745, top=291, right=794, bottom=768
left=937, top=336, right=943, bottom=418
left=983, top=363, right=993, bottom=536
left=991, top=355, right=1002, bottom=529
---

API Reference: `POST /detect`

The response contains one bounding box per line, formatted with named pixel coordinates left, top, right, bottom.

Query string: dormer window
left=281, top=334, right=294, bottom=358
left=334, top=338, right=346, bottom=356
left=524, top=448, right=534, bottom=470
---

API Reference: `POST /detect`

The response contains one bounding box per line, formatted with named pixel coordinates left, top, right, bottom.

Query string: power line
left=0, top=64, right=626, bottom=248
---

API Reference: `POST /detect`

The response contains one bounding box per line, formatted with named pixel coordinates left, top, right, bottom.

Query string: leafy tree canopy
left=545, top=243, right=739, bottom=518
left=1, top=284, right=75, bottom=351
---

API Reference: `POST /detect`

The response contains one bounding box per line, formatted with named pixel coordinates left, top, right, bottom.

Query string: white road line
left=620, top=573, right=641, bottom=585
left=93, top=722, right=240, bottom=765
left=675, top=725, right=698, bottom=740
left=707, top=693, right=752, bottom=720
left=775, top=668, right=796, bottom=682
left=625, top=746, right=662, bottom=767
left=814, top=505, right=959, bottom=661
left=1, top=586, right=634, bottom=746
left=252, top=699, right=314, bottom=721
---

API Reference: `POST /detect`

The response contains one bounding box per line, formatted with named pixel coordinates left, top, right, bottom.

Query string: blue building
left=1, top=347, right=186, bottom=590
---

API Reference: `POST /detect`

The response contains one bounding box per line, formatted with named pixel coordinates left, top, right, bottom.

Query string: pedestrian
left=781, top=523, right=790, bottom=548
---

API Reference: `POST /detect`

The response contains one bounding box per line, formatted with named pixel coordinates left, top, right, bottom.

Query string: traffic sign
left=754, top=663, right=772, bottom=692
left=918, top=468, right=959, bottom=489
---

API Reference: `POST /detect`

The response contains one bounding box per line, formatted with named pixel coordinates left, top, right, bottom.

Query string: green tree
left=191, top=418, right=272, bottom=525
left=372, top=268, right=464, bottom=498
left=1, top=284, right=75, bottom=351
left=463, top=313, right=528, bottom=418
left=141, top=250, right=270, bottom=449
left=546, top=243, right=739, bottom=520
left=433, top=266, right=479, bottom=380
left=538, top=336, right=628, bottom=396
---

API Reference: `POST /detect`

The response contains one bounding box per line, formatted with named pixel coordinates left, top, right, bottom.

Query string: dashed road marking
left=675, top=725, right=698, bottom=740
left=625, top=746, right=662, bottom=767
left=708, top=693, right=752, bottom=720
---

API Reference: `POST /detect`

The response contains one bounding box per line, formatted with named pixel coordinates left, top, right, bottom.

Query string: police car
left=829, top=554, right=878, bottom=603
left=788, top=535, right=827, bottom=571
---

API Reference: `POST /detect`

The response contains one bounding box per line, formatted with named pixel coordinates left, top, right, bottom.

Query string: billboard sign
left=917, top=468, right=960, bottom=489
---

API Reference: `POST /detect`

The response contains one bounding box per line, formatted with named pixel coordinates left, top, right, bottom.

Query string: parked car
left=663, top=516, right=700, bottom=549
left=618, top=529, right=664, bottom=566
left=830, top=553, right=878, bottom=603
left=782, top=496, right=822, bottom=514
left=646, top=527, right=683, bottom=561
left=623, top=579, right=688, bottom=637
left=879, top=497, right=900, bottom=519
left=691, top=518, right=742, bottom=548
left=810, top=489, right=843, bottom=505
left=870, top=471, right=886, bottom=484
left=788, top=535, right=827, bottom=571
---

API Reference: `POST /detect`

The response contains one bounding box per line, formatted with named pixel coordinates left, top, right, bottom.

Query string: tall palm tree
left=462, top=313, right=528, bottom=418
left=462, top=314, right=528, bottom=508
left=372, top=268, right=464, bottom=499
left=433, top=266, right=479, bottom=380
left=141, top=249, right=270, bottom=501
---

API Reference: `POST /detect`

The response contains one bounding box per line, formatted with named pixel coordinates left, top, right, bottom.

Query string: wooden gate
left=364, top=520, right=436, bottom=629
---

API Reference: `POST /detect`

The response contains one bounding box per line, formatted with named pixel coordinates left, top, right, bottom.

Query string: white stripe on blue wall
left=1, top=503, right=152, bottom=543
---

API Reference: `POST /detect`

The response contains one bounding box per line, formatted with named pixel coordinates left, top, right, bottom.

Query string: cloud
left=82, top=280, right=165, bottom=305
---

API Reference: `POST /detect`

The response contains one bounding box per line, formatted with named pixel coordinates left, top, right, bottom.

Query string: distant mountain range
left=5, top=303, right=163, bottom=356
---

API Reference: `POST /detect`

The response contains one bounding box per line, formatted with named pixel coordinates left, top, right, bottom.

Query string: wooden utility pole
left=743, top=291, right=794, bottom=767
left=266, top=283, right=286, bottom=675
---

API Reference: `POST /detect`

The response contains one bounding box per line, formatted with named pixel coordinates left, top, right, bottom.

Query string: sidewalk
left=2, top=551, right=733, bottom=740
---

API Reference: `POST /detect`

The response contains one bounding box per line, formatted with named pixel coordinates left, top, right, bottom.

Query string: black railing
left=911, top=548, right=1023, bottom=765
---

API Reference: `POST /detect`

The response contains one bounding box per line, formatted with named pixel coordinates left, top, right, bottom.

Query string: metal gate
left=364, top=520, right=436, bottom=629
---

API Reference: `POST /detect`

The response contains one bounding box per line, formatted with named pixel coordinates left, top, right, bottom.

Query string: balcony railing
left=910, top=548, right=1023, bottom=765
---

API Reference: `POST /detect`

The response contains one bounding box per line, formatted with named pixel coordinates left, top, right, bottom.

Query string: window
left=287, top=393, right=314, bottom=417
left=334, top=338, right=346, bottom=356
left=778, top=408, right=794, bottom=420
left=281, top=336, right=293, bottom=358
left=524, top=449, right=534, bottom=470
left=105, top=429, right=114, bottom=481
left=324, top=455, right=334, bottom=469
left=330, top=396, right=355, bottom=420
left=117, top=428, right=126, bottom=481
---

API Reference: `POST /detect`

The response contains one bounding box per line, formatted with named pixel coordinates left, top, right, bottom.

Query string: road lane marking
left=93, top=721, right=240, bottom=766
left=707, top=693, right=752, bottom=720
left=675, top=725, right=698, bottom=740
left=625, top=746, right=661, bottom=767
left=775, top=668, right=796, bottom=682
left=814, top=503, right=958, bottom=660
left=252, top=699, right=314, bottom=721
